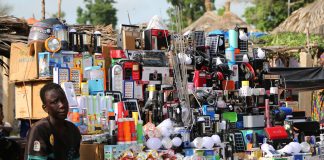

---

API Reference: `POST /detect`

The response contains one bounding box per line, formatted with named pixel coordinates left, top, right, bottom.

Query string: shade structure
left=272, top=0, right=324, bottom=35
left=183, top=11, right=253, bottom=33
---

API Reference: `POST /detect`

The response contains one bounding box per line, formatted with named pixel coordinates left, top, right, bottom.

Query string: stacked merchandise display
left=11, top=18, right=324, bottom=159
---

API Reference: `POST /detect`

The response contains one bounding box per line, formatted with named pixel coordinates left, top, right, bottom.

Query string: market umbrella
left=272, top=0, right=324, bottom=35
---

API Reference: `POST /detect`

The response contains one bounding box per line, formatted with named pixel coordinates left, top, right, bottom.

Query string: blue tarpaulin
left=208, top=30, right=267, bottom=39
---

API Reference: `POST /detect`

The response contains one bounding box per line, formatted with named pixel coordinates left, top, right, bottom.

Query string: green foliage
left=51, top=12, right=66, bottom=19
left=243, top=0, right=315, bottom=32
left=77, top=0, right=117, bottom=27
left=217, top=6, right=225, bottom=16
left=166, top=0, right=215, bottom=30
left=259, top=32, right=324, bottom=48
left=257, top=32, right=324, bottom=58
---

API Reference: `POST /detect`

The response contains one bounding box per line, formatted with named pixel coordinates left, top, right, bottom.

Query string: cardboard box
left=10, top=42, right=44, bottom=81
left=32, top=82, right=49, bottom=119
left=101, top=45, right=112, bottom=70
left=80, top=143, right=104, bottom=160
left=15, top=81, right=50, bottom=119
left=15, top=84, right=32, bottom=119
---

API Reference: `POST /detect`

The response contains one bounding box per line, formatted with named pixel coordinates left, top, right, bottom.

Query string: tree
left=166, top=0, right=215, bottom=30
left=77, top=0, right=117, bottom=27
left=243, top=0, right=315, bottom=32
left=51, top=12, right=66, bottom=19
left=0, top=0, right=12, bottom=15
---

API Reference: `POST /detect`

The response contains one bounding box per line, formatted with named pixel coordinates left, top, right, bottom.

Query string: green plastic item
left=136, top=120, right=144, bottom=144
left=222, top=112, right=238, bottom=123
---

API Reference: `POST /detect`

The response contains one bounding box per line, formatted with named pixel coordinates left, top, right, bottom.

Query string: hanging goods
left=69, top=29, right=78, bottom=52
left=117, top=24, right=142, bottom=50
left=93, top=31, right=102, bottom=54
left=53, top=66, right=70, bottom=85
left=110, top=49, right=126, bottom=66
left=142, top=67, right=170, bottom=85
left=69, top=68, right=82, bottom=95
left=210, top=34, right=225, bottom=54
left=193, top=31, right=205, bottom=48
left=78, top=32, right=90, bottom=52
left=240, top=62, right=255, bottom=81
left=237, top=27, right=248, bottom=52
left=61, top=82, right=78, bottom=107
left=229, top=132, right=246, bottom=152
left=45, top=36, right=61, bottom=53
left=123, top=80, right=135, bottom=99
left=120, top=60, right=141, bottom=80
left=144, top=29, right=169, bottom=50
left=243, top=115, right=265, bottom=128
left=38, top=52, right=52, bottom=78
left=225, top=47, right=235, bottom=65
left=110, top=64, right=123, bottom=93
left=264, top=126, right=288, bottom=140
left=193, top=70, right=208, bottom=88
left=265, top=99, right=271, bottom=128
left=228, top=29, right=238, bottom=48
left=52, top=24, right=68, bottom=50
left=206, top=35, right=220, bottom=56
left=88, top=79, right=104, bottom=95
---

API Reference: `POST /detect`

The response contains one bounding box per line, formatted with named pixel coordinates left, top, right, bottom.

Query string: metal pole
left=288, top=0, right=291, bottom=17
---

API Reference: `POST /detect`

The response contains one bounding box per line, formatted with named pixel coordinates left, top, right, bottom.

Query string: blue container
left=225, top=47, right=235, bottom=65
left=229, top=29, right=238, bottom=48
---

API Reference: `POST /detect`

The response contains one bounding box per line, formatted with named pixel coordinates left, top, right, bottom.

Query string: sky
left=3, top=0, right=252, bottom=26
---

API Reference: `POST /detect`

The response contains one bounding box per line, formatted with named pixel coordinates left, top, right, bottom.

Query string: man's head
left=40, top=83, right=69, bottom=120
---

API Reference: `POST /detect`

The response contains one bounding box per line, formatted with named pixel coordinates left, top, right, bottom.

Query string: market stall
left=7, top=15, right=324, bottom=160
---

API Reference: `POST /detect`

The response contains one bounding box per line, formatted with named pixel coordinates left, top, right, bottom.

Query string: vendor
left=0, top=103, right=12, bottom=137
left=24, top=83, right=81, bottom=160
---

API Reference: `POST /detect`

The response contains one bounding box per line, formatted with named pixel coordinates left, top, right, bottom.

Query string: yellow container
left=242, top=81, right=249, bottom=87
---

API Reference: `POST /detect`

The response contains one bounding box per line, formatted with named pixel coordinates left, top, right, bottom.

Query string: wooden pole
left=298, top=26, right=313, bottom=117
left=58, top=0, right=61, bottom=18
left=0, top=57, right=14, bottom=127
left=205, top=0, right=212, bottom=12
left=41, top=0, right=45, bottom=20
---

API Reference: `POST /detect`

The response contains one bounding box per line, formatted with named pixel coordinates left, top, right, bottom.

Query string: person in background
left=0, top=103, right=12, bottom=137
left=25, top=83, right=81, bottom=160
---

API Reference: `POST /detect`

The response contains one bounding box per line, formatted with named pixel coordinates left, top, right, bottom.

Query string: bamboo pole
left=41, top=0, right=45, bottom=20
left=58, top=0, right=61, bottom=18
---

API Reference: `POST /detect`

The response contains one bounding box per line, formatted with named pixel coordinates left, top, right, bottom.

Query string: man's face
left=44, top=89, right=69, bottom=120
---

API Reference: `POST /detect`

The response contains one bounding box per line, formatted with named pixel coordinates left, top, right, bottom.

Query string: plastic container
left=229, top=29, right=238, bottom=48
left=225, top=47, right=235, bottom=65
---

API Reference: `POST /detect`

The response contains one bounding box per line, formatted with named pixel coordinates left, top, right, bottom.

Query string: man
left=0, top=103, right=12, bottom=137
left=25, top=83, right=81, bottom=160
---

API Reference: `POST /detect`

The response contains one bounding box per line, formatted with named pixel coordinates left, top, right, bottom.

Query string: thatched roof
left=0, top=15, right=117, bottom=59
left=0, top=16, right=29, bottom=58
left=272, top=0, right=324, bottom=35
left=183, top=1, right=253, bottom=33
left=183, top=11, right=253, bottom=33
